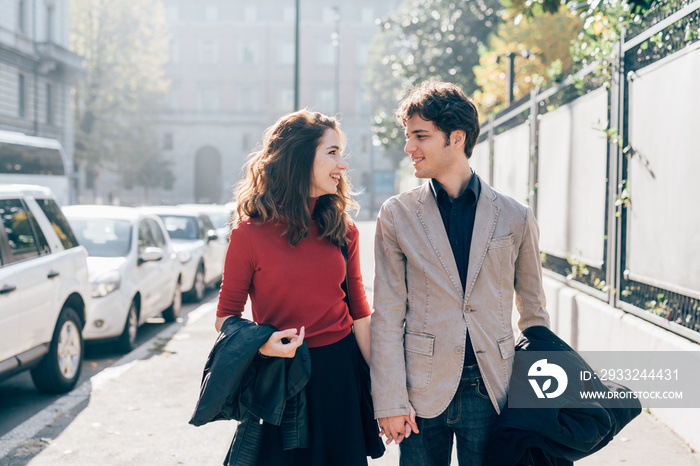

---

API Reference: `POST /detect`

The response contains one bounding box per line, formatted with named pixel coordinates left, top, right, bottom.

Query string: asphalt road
left=0, top=288, right=219, bottom=438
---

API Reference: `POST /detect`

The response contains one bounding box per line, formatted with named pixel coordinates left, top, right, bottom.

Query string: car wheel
left=162, top=280, right=182, bottom=322
left=30, top=306, right=83, bottom=394
left=187, top=264, right=206, bottom=302
left=116, top=300, right=139, bottom=353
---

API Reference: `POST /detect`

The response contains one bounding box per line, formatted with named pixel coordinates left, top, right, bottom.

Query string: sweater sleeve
left=217, top=223, right=255, bottom=318
left=346, top=222, right=371, bottom=320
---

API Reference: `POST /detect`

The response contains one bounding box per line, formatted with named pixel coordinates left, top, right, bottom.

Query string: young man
left=370, top=80, right=550, bottom=465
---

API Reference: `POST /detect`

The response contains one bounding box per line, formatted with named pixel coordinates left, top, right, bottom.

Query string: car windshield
left=160, top=215, right=200, bottom=240
left=206, top=212, right=230, bottom=230
left=68, top=218, right=132, bottom=257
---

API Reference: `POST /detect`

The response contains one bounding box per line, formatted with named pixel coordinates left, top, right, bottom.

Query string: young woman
left=214, top=110, right=382, bottom=465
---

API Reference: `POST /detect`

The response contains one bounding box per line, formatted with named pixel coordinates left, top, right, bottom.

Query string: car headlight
left=177, top=250, right=192, bottom=264
left=92, top=271, right=121, bottom=298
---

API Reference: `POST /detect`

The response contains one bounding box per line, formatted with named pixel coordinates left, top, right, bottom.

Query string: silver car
left=64, top=205, right=182, bottom=353
left=140, top=206, right=226, bottom=302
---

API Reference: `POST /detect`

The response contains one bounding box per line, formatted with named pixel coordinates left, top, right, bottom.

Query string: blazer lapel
left=416, top=183, right=463, bottom=297
left=464, top=180, right=499, bottom=305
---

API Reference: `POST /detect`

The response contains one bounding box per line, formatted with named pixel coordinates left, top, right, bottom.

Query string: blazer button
left=455, top=347, right=463, bottom=354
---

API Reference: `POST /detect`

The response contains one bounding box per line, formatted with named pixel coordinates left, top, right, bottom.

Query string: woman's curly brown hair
left=233, top=109, right=358, bottom=247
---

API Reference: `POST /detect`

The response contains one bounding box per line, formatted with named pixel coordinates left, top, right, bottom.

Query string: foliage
left=71, top=0, right=171, bottom=190
left=496, top=0, right=653, bottom=83
left=566, top=0, right=654, bottom=74
left=566, top=251, right=607, bottom=292
left=363, top=0, right=502, bottom=167
left=568, top=1, right=632, bottom=70
left=502, top=0, right=652, bottom=19
left=473, top=5, right=581, bottom=116
left=615, top=179, right=629, bottom=217
left=566, top=252, right=590, bottom=281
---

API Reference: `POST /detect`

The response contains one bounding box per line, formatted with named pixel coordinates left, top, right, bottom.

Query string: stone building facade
left=0, top=0, right=82, bottom=200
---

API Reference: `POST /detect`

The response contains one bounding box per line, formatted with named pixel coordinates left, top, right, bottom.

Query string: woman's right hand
left=259, top=327, right=305, bottom=358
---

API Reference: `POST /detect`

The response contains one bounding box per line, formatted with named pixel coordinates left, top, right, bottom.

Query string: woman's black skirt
left=257, top=332, right=384, bottom=466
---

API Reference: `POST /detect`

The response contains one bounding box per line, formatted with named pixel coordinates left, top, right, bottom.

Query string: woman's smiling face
left=309, top=128, right=348, bottom=198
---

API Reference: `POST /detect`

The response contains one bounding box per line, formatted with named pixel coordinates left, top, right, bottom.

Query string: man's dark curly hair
left=396, top=80, right=480, bottom=159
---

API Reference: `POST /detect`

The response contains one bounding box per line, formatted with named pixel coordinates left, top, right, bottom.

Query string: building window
left=46, top=84, right=53, bottom=124
left=283, top=7, right=295, bottom=23
left=46, top=5, right=54, bottom=42
left=17, top=0, right=27, bottom=33
left=163, top=133, right=173, bottom=150
left=166, top=6, right=179, bottom=22
left=237, top=86, right=259, bottom=112
left=164, top=172, right=174, bottom=190
left=238, top=40, right=259, bottom=65
left=278, top=41, right=294, bottom=65
left=361, top=134, right=371, bottom=153
left=198, top=38, right=220, bottom=65
left=85, top=168, right=96, bottom=189
left=278, top=87, right=294, bottom=112
left=356, top=86, right=371, bottom=115
left=356, top=41, right=370, bottom=67
left=361, top=8, right=375, bottom=24
left=317, top=42, right=335, bottom=66
left=18, top=74, right=26, bottom=117
left=198, top=83, right=220, bottom=112
left=322, top=7, right=336, bottom=23
left=168, top=82, right=180, bottom=111
left=242, top=133, right=253, bottom=152
left=205, top=6, right=218, bottom=22
left=243, top=7, right=257, bottom=22
left=316, top=88, right=335, bottom=114
left=169, top=38, right=180, bottom=64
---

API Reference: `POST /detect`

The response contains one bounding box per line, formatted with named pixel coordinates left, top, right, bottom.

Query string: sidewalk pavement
left=1, top=302, right=697, bottom=466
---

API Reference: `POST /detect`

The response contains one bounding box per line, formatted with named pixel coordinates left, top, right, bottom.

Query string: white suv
left=0, top=184, right=91, bottom=393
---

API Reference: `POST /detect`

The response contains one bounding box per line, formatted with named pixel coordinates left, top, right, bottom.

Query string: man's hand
left=258, top=327, right=305, bottom=358
left=378, top=403, right=419, bottom=444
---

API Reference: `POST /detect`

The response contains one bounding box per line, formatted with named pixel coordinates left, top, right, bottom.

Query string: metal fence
left=474, top=1, right=700, bottom=343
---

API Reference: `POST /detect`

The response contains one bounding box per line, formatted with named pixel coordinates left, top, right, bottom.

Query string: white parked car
left=63, top=205, right=182, bottom=353
left=0, top=184, right=91, bottom=393
left=141, top=206, right=226, bottom=302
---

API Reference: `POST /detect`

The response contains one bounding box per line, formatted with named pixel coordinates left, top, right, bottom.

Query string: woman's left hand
left=258, top=327, right=306, bottom=358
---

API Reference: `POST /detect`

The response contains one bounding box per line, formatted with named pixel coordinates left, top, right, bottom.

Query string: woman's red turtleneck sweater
left=216, top=203, right=371, bottom=348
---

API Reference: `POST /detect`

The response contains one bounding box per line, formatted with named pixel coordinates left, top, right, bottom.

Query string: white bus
left=0, top=129, right=70, bottom=205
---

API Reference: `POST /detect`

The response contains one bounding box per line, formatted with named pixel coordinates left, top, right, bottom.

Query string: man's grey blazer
left=370, top=177, right=550, bottom=419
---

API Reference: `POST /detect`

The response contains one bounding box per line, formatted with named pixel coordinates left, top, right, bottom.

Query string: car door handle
left=0, top=285, right=17, bottom=295
left=47, top=271, right=60, bottom=279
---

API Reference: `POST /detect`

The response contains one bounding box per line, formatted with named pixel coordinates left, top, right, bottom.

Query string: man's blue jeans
left=398, top=364, right=498, bottom=466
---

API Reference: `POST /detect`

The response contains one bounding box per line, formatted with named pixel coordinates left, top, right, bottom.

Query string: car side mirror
left=138, top=247, right=164, bottom=265
left=207, top=230, right=218, bottom=242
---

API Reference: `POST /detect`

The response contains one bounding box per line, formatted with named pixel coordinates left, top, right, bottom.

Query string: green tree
left=71, top=0, right=170, bottom=191
left=363, top=0, right=502, bottom=168
left=499, top=1, right=652, bottom=72
left=473, top=6, right=581, bottom=116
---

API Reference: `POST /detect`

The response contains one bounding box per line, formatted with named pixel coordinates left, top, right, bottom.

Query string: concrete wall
left=542, top=275, right=700, bottom=452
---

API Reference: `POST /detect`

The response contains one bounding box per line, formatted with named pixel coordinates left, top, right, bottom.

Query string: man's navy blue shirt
left=430, top=172, right=480, bottom=366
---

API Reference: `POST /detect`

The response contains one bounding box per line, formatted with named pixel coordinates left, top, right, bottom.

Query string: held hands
left=378, top=403, right=419, bottom=445
left=258, top=327, right=305, bottom=358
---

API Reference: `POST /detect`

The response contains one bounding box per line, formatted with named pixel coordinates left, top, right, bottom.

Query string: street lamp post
left=499, top=49, right=530, bottom=107
left=331, top=6, right=340, bottom=114
left=294, top=0, right=300, bottom=110
left=505, top=52, right=515, bottom=107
